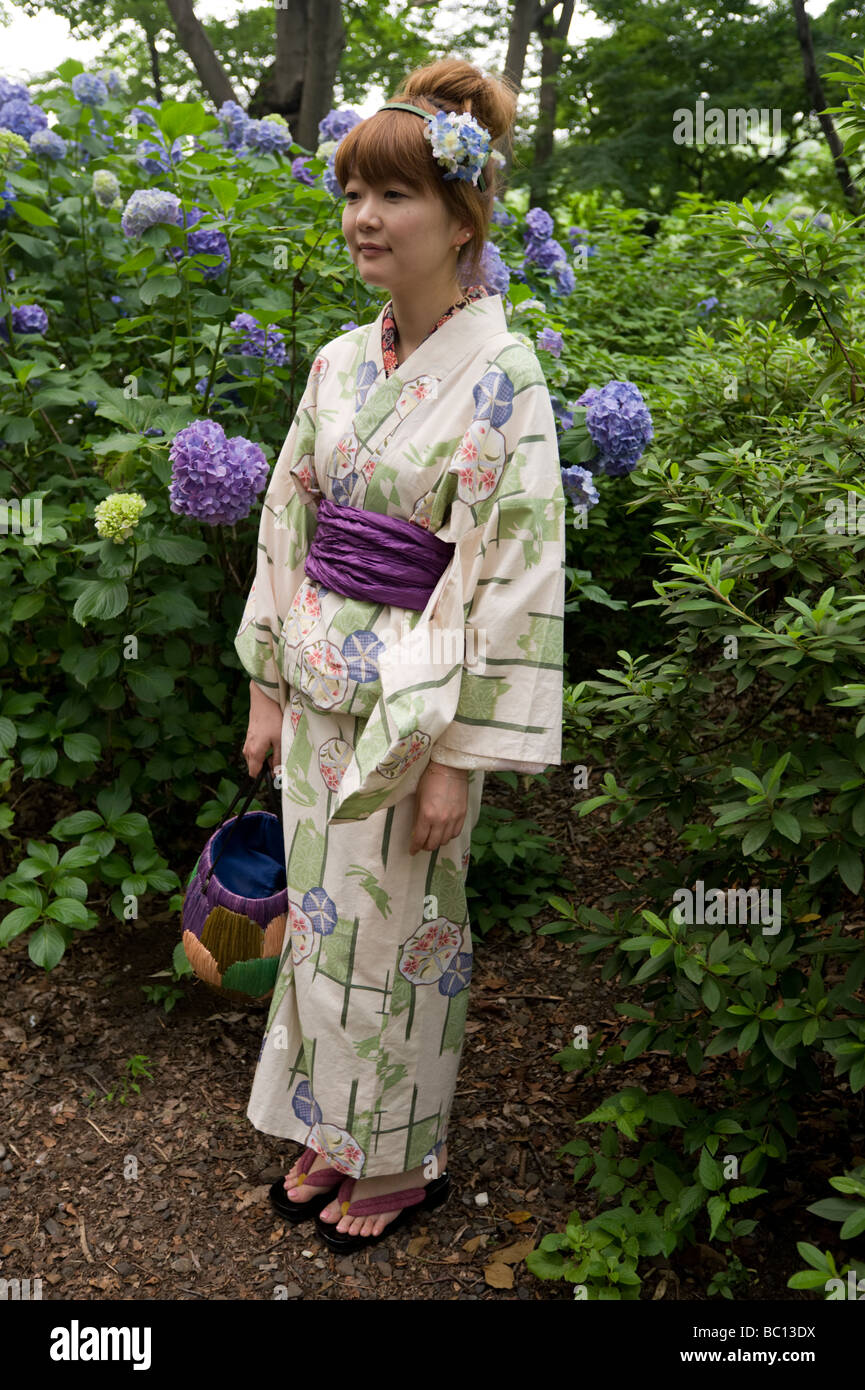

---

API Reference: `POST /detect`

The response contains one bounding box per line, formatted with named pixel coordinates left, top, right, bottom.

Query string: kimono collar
left=364, top=290, right=508, bottom=388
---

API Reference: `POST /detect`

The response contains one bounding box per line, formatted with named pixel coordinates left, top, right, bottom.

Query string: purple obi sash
left=305, top=498, right=456, bottom=611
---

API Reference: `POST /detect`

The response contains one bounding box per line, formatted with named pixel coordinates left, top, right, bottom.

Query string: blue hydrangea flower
left=130, top=98, right=160, bottom=131
left=217, top=100, right=249, bottom=149
left=292, top=156, right=316, bottom=185
left=561, top=464, right=600, bottom=510
left=72, top=73, right=109, bottom=107
left=458, top=238, right=509, bottom=296
left=244, top=116, right=292, bottom=155
left=322, top=149, right=342, bottom=197
left=550, top=395, right=573, bottom=431
left=0, top=302, right=49, bottom=340
left=97, top=69, right=124, bottom=95
left=318, top=108, right=362, bottom=143
left=195, top=371, right=244, bottom=410
left=110, top=294, right=123, bottom=304
left=813, top=212, right=832, bottom=230
left=135, top=136, right=184, bottom=174
left=168, top=206, right=230, bottom=279
left=554, top=262, right=575, bottom=296
left=537, top=326, right=563, bottom=357
left=576, top=380, right=653, bottom=477
left=0, top=98, right=47, bottom=140
left=697, top=296, right=719, bottom=314
left=168, top=419, right=269, bottom=525
left=29, top=127, right=66, bottom=161
left=340, top=319, right=358, bottom=331
left=491, top=201, right=514, bottom=228
left=0, top=77, right=29, bottom=107
left=121, top=189, right=182, bottom=238
left=0, top=185, right=14, bottom=222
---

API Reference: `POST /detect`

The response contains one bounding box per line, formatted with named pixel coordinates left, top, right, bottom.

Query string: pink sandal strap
left=334, top=1176, right=427, bottom=1218
left=289, top=1146, right=343, bottom=1189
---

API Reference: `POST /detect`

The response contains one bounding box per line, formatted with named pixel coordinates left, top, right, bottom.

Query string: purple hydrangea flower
left=110, top=294, right=123, bottom=304
left=576, top=380, right=653, bottom=477
left=121, top=189, right=182, bottom=238
left=318, top=108, right=362, bottom=143
left=491, top=202, right=514, bottom=228
left=72, top=73, right=109, bottom=107
left=537, top=326, right=563, bottom=357
left=143, top=427, right=164, bottom=437
left=0, top=302, right=48, bottom=340
left=340, top=320, right=359, bottom=331
left=29, top=127, right=66, bottom=161
left=292, top=156, right=316, bottom=186
left=561, top=464, right=600, bottom=510
left=697, top=296, right=719, bottom=314
left=526, top=207, right=553, bottom=241
left=0, top=98, right=47, bottom=140
left=229, top=311, right=286, bottom=367
left=0, top=181, right=15, bottom=221
left=813, top=212, right=832, bottom=230
left=169, top=419, right=269, bottom=525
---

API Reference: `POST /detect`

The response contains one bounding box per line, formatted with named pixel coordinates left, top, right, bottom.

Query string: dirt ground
left=0, top=766, right=857, bottom=1300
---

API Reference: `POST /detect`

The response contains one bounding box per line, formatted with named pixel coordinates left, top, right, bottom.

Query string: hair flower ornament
left=378, top=101, right=505, bottom=190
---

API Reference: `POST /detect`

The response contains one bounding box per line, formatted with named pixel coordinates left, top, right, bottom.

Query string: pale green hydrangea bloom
left=94, top=492, right=147, bottom=542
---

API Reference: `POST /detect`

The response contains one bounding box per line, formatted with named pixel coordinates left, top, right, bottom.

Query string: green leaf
left=11, top=200, right=58, bottom=227
left=139, top=276, right=183, bottom=305
left=52, top=810, right=105, bottom=836
left=45, top=897, right=90, bottom=925
left=0, top=904, right=41, bottom=944
left=126, top=667, right=175, bottom=702
left=772, top=809, right=801, bottom=843
left=210, top=178, right=238, bottom=213
left=62, top=732, right=102, bottom=763
left=148, top=535, right=208, bottom=565
left=28, top=921, right=66, bottom=969
left=156, top=100, right=213, bottom=141
left=698, top=1148, right=724, bottom=1192
left=73, top=579, right=129, bottom=625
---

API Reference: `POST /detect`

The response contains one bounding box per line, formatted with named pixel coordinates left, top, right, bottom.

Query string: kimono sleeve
left=431, top=371, right=566, bottom=771
left=233, top=359, right=323, bottom=708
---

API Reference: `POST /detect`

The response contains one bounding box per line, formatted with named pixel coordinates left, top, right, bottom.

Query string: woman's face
left=342, top=170, right=470, bottom=292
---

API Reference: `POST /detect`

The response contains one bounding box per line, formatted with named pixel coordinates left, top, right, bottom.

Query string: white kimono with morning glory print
left=234, top=289, right=566, bottom=1177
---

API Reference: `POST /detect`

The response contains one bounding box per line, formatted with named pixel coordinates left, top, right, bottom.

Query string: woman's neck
left=389, top=279, right=466, bottom=362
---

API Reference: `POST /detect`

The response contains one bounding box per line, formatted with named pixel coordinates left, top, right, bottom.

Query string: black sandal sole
left=268, top=1175, right=342, bottom=1224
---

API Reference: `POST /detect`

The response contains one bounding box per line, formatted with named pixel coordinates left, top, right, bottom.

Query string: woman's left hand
left=409, top=763, right=469, bottom=854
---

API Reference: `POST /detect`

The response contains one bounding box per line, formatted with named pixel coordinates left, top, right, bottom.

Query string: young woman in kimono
left=235, top=58, right=567, bottom=1254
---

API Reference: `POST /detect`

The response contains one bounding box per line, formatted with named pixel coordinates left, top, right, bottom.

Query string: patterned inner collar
left=382, top=284, right=490, bottom=375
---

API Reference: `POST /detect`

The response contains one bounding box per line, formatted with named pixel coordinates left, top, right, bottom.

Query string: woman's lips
left=360, top=247, right=389, bottom=255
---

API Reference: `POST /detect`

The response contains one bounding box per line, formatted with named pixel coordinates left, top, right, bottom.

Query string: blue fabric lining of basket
left=210, top=813, right=286, bottom=899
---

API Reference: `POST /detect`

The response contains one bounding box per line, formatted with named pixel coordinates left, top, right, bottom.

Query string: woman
left=235, top=57, right=566, bottom=1254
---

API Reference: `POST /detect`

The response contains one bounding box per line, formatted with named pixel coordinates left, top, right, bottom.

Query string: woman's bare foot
left=318, top=1142, right=447, bottom=1237
left=283, top=1151, right=340, bottom=1202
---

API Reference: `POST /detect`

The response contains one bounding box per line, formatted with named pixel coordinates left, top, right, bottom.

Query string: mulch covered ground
left=0, top=766, right=855, bottom=1300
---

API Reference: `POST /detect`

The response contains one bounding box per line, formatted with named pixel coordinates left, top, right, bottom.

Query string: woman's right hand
left=242, top=680, right=284, bottom=778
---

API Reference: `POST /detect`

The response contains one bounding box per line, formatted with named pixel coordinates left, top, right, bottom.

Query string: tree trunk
left=247, top=0, right=308, bottom=122
left=790, top=0, right=861, bottom=211
left=296, top=0, right=346, bottom=152
left=502, top=0, right=541, bottom=184
left=532, top=0, right=575, bottom=202
left=162, top=0, right=237, bottom=109
left=145, top=29, right=163, bottom=103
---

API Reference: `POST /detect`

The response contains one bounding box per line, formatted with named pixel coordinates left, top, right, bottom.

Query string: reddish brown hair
left=334, top=58, right=518, bottom=286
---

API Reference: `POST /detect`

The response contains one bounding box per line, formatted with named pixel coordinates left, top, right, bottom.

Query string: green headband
left=377, top=101, right=489, bottom=193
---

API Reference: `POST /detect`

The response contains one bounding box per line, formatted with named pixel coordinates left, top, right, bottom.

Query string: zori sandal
left=314, top=1169, right=451, bottom=1253
left=268, top=1146, right=346, bottom=1224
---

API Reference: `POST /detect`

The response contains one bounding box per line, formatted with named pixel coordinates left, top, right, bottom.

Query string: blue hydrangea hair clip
left=377, top=101, right=505, bottom=191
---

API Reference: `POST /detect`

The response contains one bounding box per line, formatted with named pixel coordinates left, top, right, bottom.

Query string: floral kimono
left=234, top=285, right=566, bottom=1178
